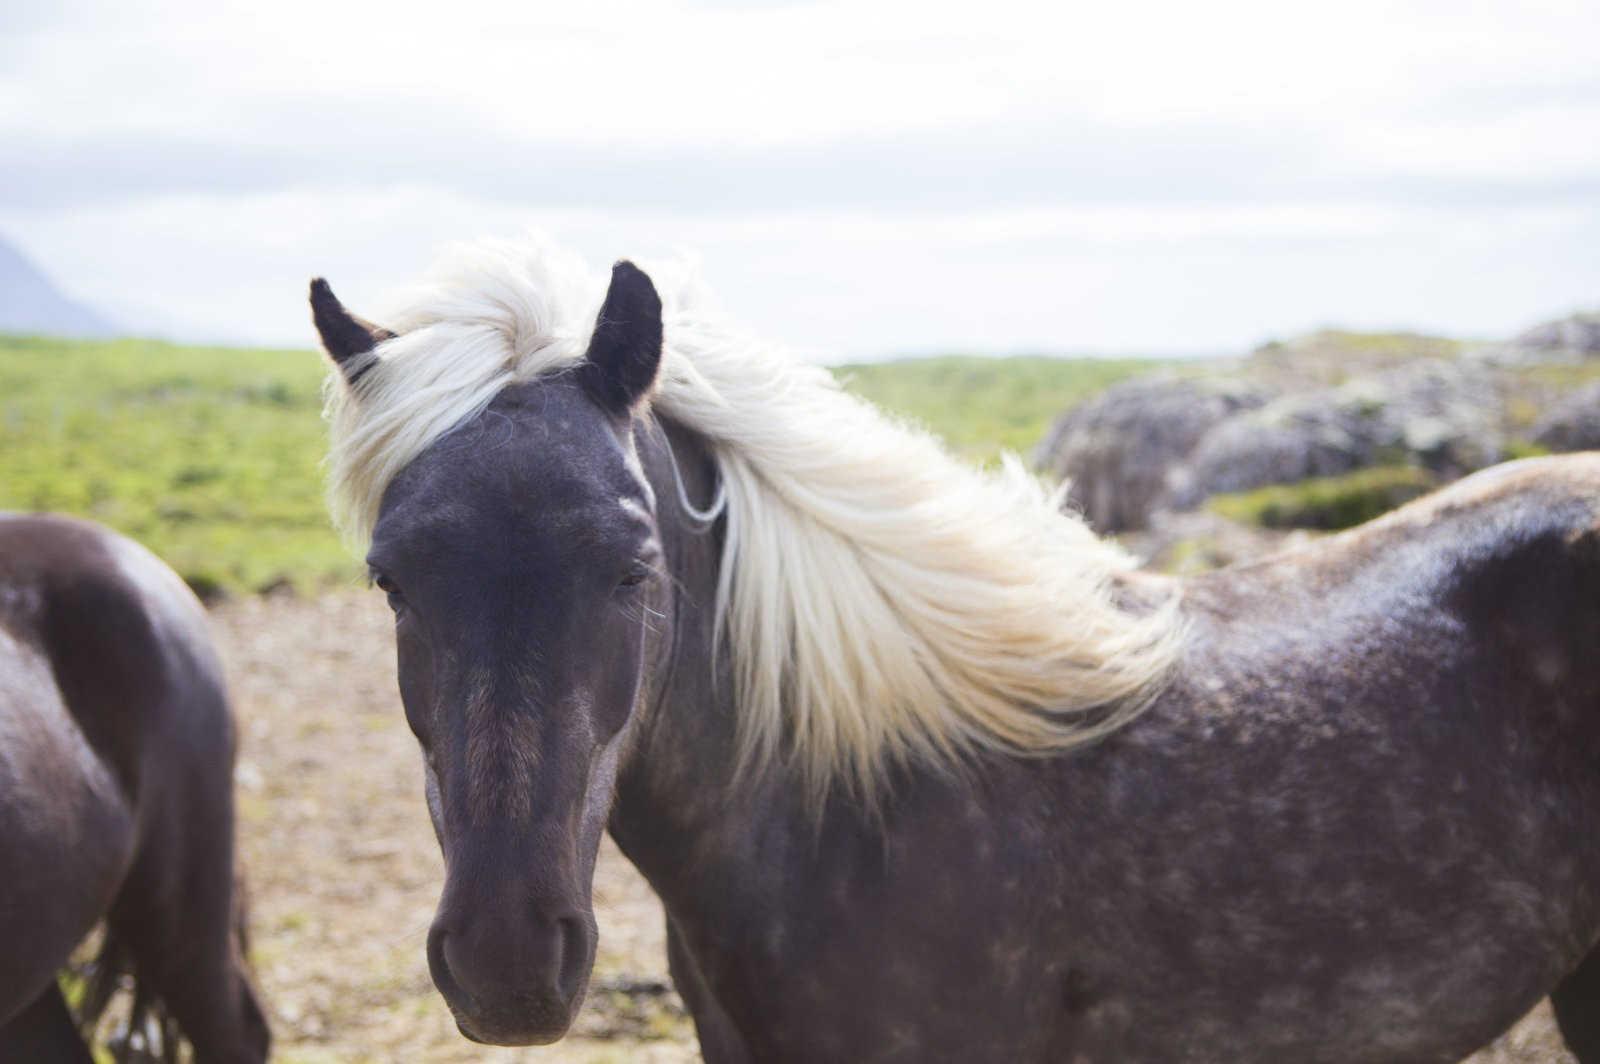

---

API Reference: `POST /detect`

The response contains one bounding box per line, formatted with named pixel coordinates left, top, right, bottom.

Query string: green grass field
left=0, top=335, right=349, bottom=596
left=838, top=355, right=1168, bottom=459
left=1, top=335, right=1160, bottom=596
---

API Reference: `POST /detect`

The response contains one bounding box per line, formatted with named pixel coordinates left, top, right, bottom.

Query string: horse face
left=360, top=265, right=665, bottom=1046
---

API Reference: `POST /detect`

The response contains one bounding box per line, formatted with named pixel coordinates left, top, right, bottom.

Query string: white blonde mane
left=325, top=237, right=1184, bottom=803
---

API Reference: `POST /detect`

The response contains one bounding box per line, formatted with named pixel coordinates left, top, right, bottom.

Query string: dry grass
left=210, top=590, right=1573, bottom=1063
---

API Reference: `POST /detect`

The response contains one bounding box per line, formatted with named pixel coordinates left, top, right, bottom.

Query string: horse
left=0, top=514, right=270, bottom=1063
left=310, top=237, right=1600, bottom=1062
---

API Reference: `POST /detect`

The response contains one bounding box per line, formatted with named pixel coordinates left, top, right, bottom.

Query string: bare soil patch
left=210, top=591, right=1571, bottom=1062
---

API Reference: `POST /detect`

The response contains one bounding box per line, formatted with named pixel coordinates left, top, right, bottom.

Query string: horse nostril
left=428, top=926, right=474, bottom=1012
left=555, top=915, right=589, bottom=1002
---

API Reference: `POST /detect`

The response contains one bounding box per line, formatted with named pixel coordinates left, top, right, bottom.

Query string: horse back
left=1103, top=453, right=1600, bottom=1058
left=1173, top=453, right=1600, bottom=872
left=1183, top=452, right=1600, bottom=724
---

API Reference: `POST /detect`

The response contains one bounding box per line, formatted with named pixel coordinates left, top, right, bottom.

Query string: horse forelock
left=324, top=234, right=1187, bottom=807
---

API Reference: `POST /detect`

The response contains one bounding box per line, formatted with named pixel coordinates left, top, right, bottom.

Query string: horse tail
left=76, top=926, right=182, bottom=1064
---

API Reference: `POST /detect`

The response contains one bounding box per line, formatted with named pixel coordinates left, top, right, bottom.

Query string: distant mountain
left=0, top=236, right=116, bottom=337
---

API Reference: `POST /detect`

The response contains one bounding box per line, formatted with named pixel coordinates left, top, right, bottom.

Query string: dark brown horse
left=313, top=240, right=1600, bottom=1062
left=0, top=515, right=269, bottom=1063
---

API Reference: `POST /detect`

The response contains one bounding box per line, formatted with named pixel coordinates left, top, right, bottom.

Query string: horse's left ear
left=580, top=260, right=663, bottom=414
left=310, top=277, right=395, bottom=388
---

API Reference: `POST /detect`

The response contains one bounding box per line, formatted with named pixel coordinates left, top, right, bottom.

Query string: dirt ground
left=211, top=591, right=1574, bottom=1063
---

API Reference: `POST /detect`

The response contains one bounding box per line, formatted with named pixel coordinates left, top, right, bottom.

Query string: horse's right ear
left=310, top=278, right=394, bottom=388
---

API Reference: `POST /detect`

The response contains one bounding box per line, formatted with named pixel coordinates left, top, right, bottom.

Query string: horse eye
left=371, top=571, right=404, bottom=601
left=618, top=562, right=652, bottom=589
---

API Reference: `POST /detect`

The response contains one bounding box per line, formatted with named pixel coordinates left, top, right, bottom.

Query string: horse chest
left=648, top=788, right=1086, bottom=1063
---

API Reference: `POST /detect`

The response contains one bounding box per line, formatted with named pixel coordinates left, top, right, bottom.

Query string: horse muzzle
left=426, top=904, right=595, bottom=1045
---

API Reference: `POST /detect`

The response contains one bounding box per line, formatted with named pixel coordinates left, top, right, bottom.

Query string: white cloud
left=9, top=0, right=1598, bottom=159
left=5, top=186, right=1592, bottom=355
left=0, top=0, right=1596, bottom=351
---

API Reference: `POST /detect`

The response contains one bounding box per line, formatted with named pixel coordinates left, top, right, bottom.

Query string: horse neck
left=608, top=415, right=798, bottom=900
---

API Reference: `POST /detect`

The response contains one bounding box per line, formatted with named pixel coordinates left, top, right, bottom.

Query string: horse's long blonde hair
left=325, top=237, right=1184, bottom=804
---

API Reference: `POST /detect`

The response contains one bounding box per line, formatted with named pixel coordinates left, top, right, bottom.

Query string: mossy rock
left=1207, top=466, right=1438, bottom=531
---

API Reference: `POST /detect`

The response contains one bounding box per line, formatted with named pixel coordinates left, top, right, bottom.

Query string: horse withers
left=0, top=515, right=269, bottom=1063
left=313, top=239, right=1600, bottom=1062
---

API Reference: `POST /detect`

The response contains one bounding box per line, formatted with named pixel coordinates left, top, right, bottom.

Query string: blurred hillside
left=0, top=236, right=116, bottom=337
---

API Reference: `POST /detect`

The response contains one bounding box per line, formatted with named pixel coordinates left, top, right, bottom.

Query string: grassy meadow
left=0, top=335, right=350, bottom=596
left=0, top=334, right=1162, bottom=596
left=839, top=355, right=1168, bottom=459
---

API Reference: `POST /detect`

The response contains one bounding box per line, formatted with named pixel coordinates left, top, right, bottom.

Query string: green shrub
left=1207, top=466, right=1438, bottom=530
left=1503, top=439, right=1552, bottom=461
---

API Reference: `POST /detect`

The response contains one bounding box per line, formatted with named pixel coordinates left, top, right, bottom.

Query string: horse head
left=313, top=262, right=668, bottom=1045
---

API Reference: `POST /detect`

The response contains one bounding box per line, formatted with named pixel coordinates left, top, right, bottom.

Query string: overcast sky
left=2, top=0, right=1597, bottom=357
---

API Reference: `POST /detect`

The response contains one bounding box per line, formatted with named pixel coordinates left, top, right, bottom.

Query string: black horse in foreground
left=314, top=240, right=1600, bottom=1062
left=0, top=515, right=269, bottom=1063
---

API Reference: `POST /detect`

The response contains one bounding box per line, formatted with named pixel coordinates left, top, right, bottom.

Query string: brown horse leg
left=108, top=839, right=269, bottom=1064
left=1554, top=940, right=1600, bottom=1063
left=0, top=981, right=93, bottom=1064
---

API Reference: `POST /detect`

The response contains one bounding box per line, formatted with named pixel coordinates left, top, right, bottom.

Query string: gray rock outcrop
left=1166, top=360, right=1505, bottom=509
left=1477, top=312, right=1600, bottom=365
left=1532, top=381, right=1600, bottom=453
left=1034, top=376, right=1271, bottom=532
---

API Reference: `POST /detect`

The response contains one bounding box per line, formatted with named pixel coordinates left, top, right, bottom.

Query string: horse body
left=0, top=515, right=268, bottom=1063
left=0, top=592, right=135, bottom=1034
left=613, top=432, right=1600, bottom=1063
left=310, top=240, right=1600, bottom=1061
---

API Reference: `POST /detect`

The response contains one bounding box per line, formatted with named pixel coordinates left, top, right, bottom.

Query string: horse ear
left=580, top=260, right=663, bottom=414
left=309, top=277, right=394, bottom=387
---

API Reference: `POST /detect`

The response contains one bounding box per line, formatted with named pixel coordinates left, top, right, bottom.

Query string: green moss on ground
left=1207, top=466, right=1439, bottom=530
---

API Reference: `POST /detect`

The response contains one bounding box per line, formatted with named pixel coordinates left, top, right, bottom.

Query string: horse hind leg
left=108, top=820, right=270, bottom=1063
left=0, top=981, right=94, bottom=1064
left=1554, top=940, right=1600, bottom=1062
